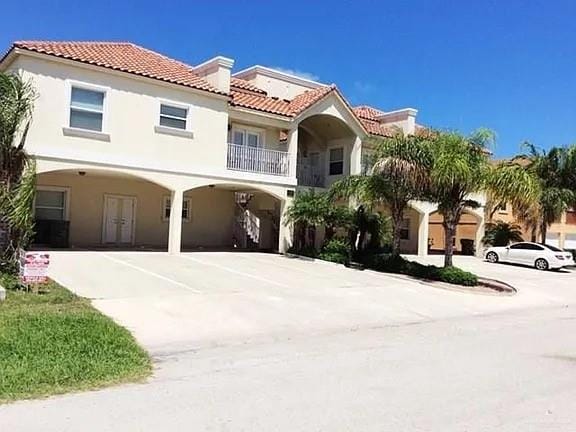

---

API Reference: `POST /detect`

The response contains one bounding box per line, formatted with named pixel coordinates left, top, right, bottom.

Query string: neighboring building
left=0, top=41, right=485, bottom=255
left=490, top=203, right=576, bottom=250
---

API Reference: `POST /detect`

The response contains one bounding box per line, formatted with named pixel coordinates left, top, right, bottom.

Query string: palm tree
left=330, top=130, right=430, bottom=255
left=517, top=143, right=576, bottom=243
left=482, top=221, right=524, bottom=246
left=426, top=130, right=539, bottom=267
left=0, top=72, right=37, bottom=270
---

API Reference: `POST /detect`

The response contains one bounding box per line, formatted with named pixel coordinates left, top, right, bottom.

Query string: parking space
left=47, top=251, right=576, bottom=353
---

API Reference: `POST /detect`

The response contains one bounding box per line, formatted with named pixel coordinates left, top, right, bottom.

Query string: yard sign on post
left=19, top=250, right=50, bottom=284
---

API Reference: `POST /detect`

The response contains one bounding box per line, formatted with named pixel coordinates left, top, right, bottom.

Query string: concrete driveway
left=47, top=251, right=576, bottom=353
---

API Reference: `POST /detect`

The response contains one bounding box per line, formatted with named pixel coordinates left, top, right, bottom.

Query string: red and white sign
left=19, top=250, right=50, bottom=284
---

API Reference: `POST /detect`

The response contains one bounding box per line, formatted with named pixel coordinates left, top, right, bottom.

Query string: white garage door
left=564, top=234, right=576, bottom=250
left=546, top=232, right=560, bottom=248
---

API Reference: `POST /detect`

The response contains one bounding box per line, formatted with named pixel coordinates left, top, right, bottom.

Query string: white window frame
left=230, top=125, right=265, bottom=148
left=66, top=80, right=109, bottom=134
left=157, top=99, right=191, bottom=131
left=162, top=196, right=192, bottom=223
left=34, top=186, right=70, bottom=221
left=328, top=146, right=345, bottom=176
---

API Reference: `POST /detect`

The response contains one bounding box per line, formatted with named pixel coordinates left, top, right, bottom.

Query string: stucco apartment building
left=0, top=41, right=485, bottom=255
left=490, top=203, right=576, bottom=250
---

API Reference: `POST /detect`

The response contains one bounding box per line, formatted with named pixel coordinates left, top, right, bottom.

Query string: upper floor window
left=329, top=147, right=344, bottom=175
left=160, top=104, right=188, bottom=130
left=231, top=127, right=262, bottom=148
left=70, top=87, right=105, bottom=132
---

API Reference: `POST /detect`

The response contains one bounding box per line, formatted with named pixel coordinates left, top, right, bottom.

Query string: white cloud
left=353, top=81, right=376, bottom=94
left=270, top=66, right=320, bottom=82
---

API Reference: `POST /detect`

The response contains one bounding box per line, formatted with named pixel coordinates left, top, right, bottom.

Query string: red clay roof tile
left=11, top=41, right=225, bottom=95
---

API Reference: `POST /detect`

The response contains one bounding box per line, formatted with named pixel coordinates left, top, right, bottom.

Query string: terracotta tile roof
left=288, top=85, right=336, bottom=115
left=360, top=118, right=396, bottom=137
left=230, top=84, right=337, bottom=117
left=10, top=41, right=225, bottom=95
left=230, top=78, right=266, bottom=95
left=353, top=105, right=386, bottom=121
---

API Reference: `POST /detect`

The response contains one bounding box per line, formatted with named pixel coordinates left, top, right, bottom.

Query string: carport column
left=278, top=197, right=293, bottom=253
left=287, top=128, right=298, bottom=178
left=350, top=136, right=363, bottom=175
left=417, top=211, right=430, bottom=256
left=475, top=214, right=485, bottom=258
left=168, top=189, right=184, bottom=254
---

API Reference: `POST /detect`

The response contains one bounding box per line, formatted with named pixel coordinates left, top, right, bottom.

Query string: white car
left=485, top=242, right=575, bottom=271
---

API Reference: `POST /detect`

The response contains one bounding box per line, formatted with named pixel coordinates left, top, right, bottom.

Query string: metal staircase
left=233, top=192, right=260, bottom=248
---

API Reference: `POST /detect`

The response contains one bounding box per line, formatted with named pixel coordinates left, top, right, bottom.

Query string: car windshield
left=541, top=243, right=563, bottom=252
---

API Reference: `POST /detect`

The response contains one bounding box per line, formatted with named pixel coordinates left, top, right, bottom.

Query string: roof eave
left=9, top=47, right=230, bottom=100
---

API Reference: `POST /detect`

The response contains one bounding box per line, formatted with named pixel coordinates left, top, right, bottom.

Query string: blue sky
left=2, top=0, right=575, bottom=157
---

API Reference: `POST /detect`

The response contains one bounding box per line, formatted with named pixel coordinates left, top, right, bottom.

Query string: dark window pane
left=160, top=116, right=187, bottom=130
left=160, top=104, right=187, bottom=119
left=329, top=161, right=343, bottom=175
left=35, top=208, right=64, bottom=221
left=70, top=109, right=103, bottom=131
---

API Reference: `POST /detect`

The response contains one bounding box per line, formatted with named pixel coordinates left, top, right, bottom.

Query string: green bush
left=287, top=245, right=318, bottom=258
left=435, top=266, right=478, bottom=286
left=0, top=272, right=21, bottom=290
left=362, top=253, right=478, bottom=287
left=318, top=238, right=350, bottom=264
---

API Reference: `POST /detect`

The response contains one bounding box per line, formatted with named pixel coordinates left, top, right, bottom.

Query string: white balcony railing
left=297, top=161, right=326, bottom=188
left=227, top=143, right=290, bottom=176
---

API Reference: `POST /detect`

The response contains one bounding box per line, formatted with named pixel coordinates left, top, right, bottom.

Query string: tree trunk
left=442, top=212, right=459, bottom=268
left=325, top=226, right=335, bottom=243
left=540, top=222, right=547, bottom=244
left=390, top=207, right=404, bottom=256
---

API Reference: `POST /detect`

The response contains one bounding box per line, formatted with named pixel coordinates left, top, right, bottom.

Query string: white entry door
left=103, top=195, right=136, bottom=245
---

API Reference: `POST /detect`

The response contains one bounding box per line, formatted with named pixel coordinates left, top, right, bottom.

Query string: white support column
left=350, top=136, right=363, bottom=175
left=417, top=211, right=430, bottom=256
left=168, top=189, right=184, bottom=254
left=287, top=128, right=298, bottom=179
left=475, top=214, right=485, bottom=258
left=278, top=196, right=293, bottom=253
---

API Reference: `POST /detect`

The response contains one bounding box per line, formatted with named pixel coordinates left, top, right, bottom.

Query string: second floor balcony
left=226, top=143, right=290, bottom=177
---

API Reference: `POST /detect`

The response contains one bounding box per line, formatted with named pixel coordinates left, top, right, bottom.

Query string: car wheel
left=486, top=252, right=499, bottom=263
left=535, top=258, right=549, bottom=271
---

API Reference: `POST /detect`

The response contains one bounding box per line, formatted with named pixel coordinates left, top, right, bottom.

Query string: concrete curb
left=284, top=253, right=345, bottom=269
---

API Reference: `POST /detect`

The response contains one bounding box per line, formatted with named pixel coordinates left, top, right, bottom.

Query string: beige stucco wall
left=14, top=55, right=231, bottom=177
left=37, top=172, right=170, bottom=247
left=239, top=72, right=320, bottom=100
left=429, top=212, right=478, bottom=252
left=36, top=171, right=284, bottom=250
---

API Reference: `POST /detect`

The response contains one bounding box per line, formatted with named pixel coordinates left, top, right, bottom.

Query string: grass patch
left=0, top=277, right=152, bottom=403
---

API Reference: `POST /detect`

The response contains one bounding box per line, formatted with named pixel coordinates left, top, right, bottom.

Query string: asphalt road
left=2, top=305, right=575, bottom=431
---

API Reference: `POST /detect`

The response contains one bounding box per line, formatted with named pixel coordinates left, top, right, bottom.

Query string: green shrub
left=362, top=253, right=478, bottom=287
left=287, top=245, right=318, bottom=258
left=318, top=238, right=350, bottom=264
left=435, top=266, right=478, bottom=286
left=0, top=272, right=21, bottom=290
